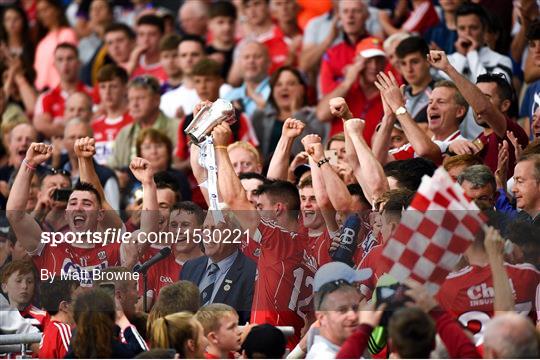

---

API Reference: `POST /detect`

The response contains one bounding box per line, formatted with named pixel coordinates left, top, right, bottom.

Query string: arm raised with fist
left=75, top=137, right=123, bottom=231
left=267, top=118, right=306, bottom=180
left=7, top=143, right=53, bottom=252
left=428, top=50, right=507, bottom=138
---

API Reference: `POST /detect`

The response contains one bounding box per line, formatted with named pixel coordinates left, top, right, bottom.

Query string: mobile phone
left=52, top=188, right=73, bottom=202
left=375, top=283, right=412, bottom=327
left=324, top=150, right=338, bottom=166
left=99, top=282, right=116, bottom=298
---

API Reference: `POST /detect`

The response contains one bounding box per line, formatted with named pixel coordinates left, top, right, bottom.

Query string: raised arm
left=345, top=119, right=389, bottom=205
left=375, top=71, right=441, bottom=162
left=316, top=61, right=364, bottom=122
left=75, top=137, right=123, bottom=230
left=484, top=226, right=515, bottom=314
left=328, top=97, right=359, bottom=172
left=188, top=100, right=215, bottom=207
left=6, top=143, right=52, bottom=253
left=428, top=50, right=507, bottom=137
left=212, top=123, right=259, bottom=234
left=371, top=93, right=398, bottom=165
left=267, top=118, right=305, bottom=180
left=302, top=134, right=338, bottom=232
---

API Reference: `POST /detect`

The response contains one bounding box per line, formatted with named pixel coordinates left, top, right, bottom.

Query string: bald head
left=483, top=313, right=539, bottom=359
left=64, top=118, right=93, bottom=158
left=9, top=123, right=37, bottom=167
left=179, top=0, right=208, bottom=36
left=64, top=92, right=93, bottom=123
left=239, top=41, right=270, bottom=83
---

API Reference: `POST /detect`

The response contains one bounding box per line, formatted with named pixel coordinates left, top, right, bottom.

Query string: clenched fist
left=74, top=137, right=96, bottom=158
left=282, top=118, right=305, bottom=139
left=25, top=143, right=53, bottom=168
left=329, top=97, right=352, bottom=120
left=129, top=157, right=154, bottom=185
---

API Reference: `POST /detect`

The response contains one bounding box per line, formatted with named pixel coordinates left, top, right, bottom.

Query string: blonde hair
left=227, top=141, right=261, bottom=165
left=195, top=303, right=237, bottom=335
left=149, top=312, right=201, bottom=358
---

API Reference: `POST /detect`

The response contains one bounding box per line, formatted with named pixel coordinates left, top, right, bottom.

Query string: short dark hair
left=55, top=42, right=78, bottom=57
left=395, top=36, right=429, bottom=58
left=137, top=14, right=164, bottom=34
left=96, top=64, right=128, bottom=84
left=388, top=307, right=436, bottom=358
left=73, top=182, right=102, bottom=207
left=256, top=180, right=300, bottom=211
left=347, top=183, right=370, bottom=207
left=241, top=324, right=286, bottom=359
left=191, top=58, right=223, bottom=78
left=154, top=171, right=181, bottom=202
left=105, top=22, right=136, bottom=39
left=380, top=189, right=414, bottom=223
left=159, top=33, right=181, bottom=52
left=179, top=34, right=206, bottom=51
left=384, top=158, right=437, bottom=191
left=476, top=73, right=516, bottom=117
left=242, top=0, right=270, bottom=6
left=209, top=1, right=237, bottom=20
left=40, top=279, right=79, bottom=316
left=455, top=3, right=489, bottom=29
left=527, top=20, right=540, bottom=41
left=457, top=164, right=496, bottom=191
left=239, top=172, right=267, bottom=183
left=171, top=201, right=205, bottom=226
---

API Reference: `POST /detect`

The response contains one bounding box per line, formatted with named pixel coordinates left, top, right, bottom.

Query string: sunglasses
left=130, top=75, right=160, bottom=94
left=47, top=168, right=71, bottom=177
left=317, top=279, right=352, bottom=310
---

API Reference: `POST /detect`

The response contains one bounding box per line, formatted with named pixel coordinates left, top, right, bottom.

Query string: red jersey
left=34, top=82, right=92, bottom=122
left=20, top=304, right=49, bottom=332
left=357, top=244, right=384, bottom=296
left=131, top=58, right=168, bottom=84
left=257, top=25, right=290, bottom=75
left=140, top=253, right=183, bottom=306
left=30, top=241, right=122, bottom=286
left=437, top=263, right=540, bottom=345
left=401, top=1, right=439, bottom=35
left=249, top=219, right=315, bottom=348
left=476, top=117, right=528, bottom=179
left=92, top=112, right=133, bottom=165
left=39, top=320, right=72, bottom=359
left=308, top=230, right=336, bottom=269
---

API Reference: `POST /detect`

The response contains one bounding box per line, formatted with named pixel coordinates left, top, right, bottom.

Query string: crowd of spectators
left=1, top=0, right=540, bottom=359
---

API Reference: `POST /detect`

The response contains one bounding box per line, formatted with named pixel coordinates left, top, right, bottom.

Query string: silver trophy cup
left=185, top=99, right=235, bottom=144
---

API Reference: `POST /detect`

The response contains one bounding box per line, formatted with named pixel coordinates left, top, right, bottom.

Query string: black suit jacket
left=180, top=251, right=256, bottom=324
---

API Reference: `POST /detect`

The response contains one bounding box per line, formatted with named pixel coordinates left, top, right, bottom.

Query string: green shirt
left=108, top=111, right=179, bottom=169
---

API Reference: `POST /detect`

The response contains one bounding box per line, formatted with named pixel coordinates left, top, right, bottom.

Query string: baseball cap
left=314, top=262, right=372, bottom=292
left=356, top=37, right=386, bottom=59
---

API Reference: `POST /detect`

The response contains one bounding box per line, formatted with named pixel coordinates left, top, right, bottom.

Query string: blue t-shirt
left=519, top=79, right=540, bottom=138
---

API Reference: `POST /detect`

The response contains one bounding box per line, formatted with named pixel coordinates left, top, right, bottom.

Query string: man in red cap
left=317, top=36, right=387, bottom=145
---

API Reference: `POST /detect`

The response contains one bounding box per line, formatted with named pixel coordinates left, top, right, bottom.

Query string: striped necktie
left=201, top=263, right=219, bottom=305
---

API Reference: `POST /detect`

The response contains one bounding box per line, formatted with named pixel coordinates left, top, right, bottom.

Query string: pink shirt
left=34, top=28, right=78, bottom=91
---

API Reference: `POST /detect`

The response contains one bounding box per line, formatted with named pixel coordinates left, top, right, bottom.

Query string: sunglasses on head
left=47, top=168, right=71, bottom=177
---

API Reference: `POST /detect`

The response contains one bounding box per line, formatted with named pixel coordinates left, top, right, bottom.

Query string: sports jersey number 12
left=288, top=267, right=314, bottom=322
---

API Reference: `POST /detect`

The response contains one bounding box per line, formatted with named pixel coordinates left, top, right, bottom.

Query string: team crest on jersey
left=253, top=248, right=261, bottom=258
left=97, top=251, right=107, bottom=260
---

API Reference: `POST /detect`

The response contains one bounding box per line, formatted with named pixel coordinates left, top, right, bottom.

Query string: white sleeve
left=103, top=177, right=120, bottom=211
left=0, top=294, right=39, bottom=334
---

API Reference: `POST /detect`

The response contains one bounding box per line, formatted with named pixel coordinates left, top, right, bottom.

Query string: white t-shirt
left=159, top=84, right=232, bottom=118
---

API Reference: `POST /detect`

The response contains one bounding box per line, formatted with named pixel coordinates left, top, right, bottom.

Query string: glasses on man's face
left=47, top=168, right=71, bottom=177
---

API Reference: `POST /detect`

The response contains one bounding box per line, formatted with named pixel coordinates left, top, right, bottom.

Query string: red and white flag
left=377, top=167, right=486, bottom=294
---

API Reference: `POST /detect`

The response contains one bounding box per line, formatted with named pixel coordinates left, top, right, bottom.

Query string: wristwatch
left=395, top=106, right=407, bottom=116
